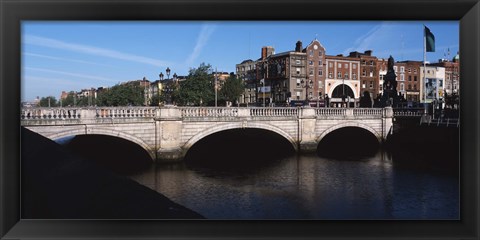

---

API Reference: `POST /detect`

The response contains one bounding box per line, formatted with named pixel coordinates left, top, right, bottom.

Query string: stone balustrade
left=21, top=106, right=394, bottom=122
left=21, top=107, right=157, bottom=120
left=180, top=107, right=239, bottom=118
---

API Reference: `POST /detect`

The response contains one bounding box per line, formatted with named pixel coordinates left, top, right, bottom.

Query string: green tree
left=219, top=74, right=244, bottom=104
left=60, top=92, right=76, bottom=107
left=39, top=96, right=58, bottom=107
left=96, top=84, right=145, bottom=106
left=176, top=63, right=215, bottom=106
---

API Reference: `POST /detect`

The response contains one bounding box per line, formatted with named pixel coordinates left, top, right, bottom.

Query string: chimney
left=295, top=40, right=303, bottom=52
left=364, top=50, right=372, bottom=56
left=261, top=46, right=275, bottom=60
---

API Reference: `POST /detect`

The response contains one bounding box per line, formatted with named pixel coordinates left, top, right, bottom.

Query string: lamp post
left=342, top=77, right=346, bottom=107
left=166, top=68, right=171, bottom=105
left=301, top=78, right=313, bottom=106
left=159, top=72, right=164, bottom=106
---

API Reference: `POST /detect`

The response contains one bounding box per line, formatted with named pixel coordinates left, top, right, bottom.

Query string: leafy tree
left=96, top=84, right=145, bottom=106
left=38, top=96, right=58, bottom=107
left=176, top=63, right=215, bottom=106
left=149, top=94, right=163, bottom=106
left=60, top=92, right=76, bottom=107
left=219, top=74, right=244, bottom=104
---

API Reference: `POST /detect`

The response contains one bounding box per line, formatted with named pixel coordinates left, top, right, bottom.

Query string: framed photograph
left=1, top=0, right=479, bottom=239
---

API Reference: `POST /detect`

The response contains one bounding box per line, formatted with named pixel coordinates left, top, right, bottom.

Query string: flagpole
left=423, top=25, right=427, bottom=115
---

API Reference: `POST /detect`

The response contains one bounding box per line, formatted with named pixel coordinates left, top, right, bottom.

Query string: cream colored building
left=419, top=65, right=445, bottom=103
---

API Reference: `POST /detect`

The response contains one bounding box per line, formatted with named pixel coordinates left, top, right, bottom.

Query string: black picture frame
left=1, top=0, right=478, bottom=239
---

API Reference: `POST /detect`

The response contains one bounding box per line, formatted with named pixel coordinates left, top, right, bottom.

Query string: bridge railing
left=21, top=107, right=82, bottom=120
left=95, top=107, right=156, bottom=118
left=250, top=107, right=298, bottom=117
left=315, top=108, right=346, bottom=116
left=180, top=107, right=239, bottom=117
left=353, top=108, right=383, bottom=116
left=393, top=108, right=424, bottom=117
left=21, top=107, right=157, bottom=120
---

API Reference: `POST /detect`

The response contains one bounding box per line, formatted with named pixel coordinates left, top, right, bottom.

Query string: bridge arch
left=316, top=121, right=382, bottom=144
left=47, top=128, right=156, bottom=160
left=183, top=122, right=298, bottom=151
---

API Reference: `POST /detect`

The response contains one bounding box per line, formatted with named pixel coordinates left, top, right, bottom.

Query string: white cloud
left=23, top=35, right=171, bottom=67
left=186, top=24, right=217, bottom=65
left=24, top=52, right=115, bottom=67
left=342, top=22, right=392, bottom=56
left=25, top=67, right=116, bottom=82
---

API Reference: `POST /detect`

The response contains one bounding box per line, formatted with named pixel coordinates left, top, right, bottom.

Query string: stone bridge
left=21, top=106, right=394, bottom=162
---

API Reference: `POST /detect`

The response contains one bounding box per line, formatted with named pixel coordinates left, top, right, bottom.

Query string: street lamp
left=166, top=67, right=171, bottom=80
left=159, top=72, right=164, bottom=106
left=342, top=77, right=346, bottom=107
left=300, top=78, right=313, bottom=106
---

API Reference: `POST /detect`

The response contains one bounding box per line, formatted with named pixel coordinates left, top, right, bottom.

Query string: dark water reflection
left=129, top=150, right=459, bottom=220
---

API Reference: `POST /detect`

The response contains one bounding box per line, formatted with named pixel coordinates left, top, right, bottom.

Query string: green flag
left=425, top=26, right=435, bottom=52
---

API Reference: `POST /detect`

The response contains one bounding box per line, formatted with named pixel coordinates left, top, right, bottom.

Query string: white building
left=420, top=65, right=445, bottom=103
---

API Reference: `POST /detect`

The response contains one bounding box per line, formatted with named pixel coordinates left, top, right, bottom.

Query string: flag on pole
left=424, top=26, right=435, bottom=52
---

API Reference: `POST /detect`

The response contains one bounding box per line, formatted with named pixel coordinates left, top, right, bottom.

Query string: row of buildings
left=235, top=39, right=460, bottom=107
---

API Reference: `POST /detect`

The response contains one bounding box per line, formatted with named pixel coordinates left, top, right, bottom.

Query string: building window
left=338, top=63, right=342, bottom=68
left=400, top=66, right=405, bottom=73
left=408, top=68, right=411, bottom=73
left=369, top=70, right=373, bottom=77
left=344, top=73, right=349, bottom=79
left=370, top=61, right=374, bottom=66
left=400, top=83, right=405, bottom=91
left=309, top=60, right=313, bottom=65
left=408, top=84, right=412, bottom=90
left=352, top=73, right=357, bottom=80
left=369, top=81, right=373, bottom=88
left=309, top=50, right=313, bottom=56
left=345, top=63, right=348, bottom=68
left=309, top=68, right=313, bottom=76
left=319, top=51, right=323, bottom=56
left=329, top=62, right=333, bottom=68
left=362, top=81, right=366, bottom=88
left=362, top=70, right=366, bottom=76
left=414, top=84, right=417, bottom=90
left=328, top=72, right=333, bottom=78
left=296, top=79, right=301, bottom=87
left=414, top=69, right=417, bottom=74
left=394, top=66, right=398, bottom=72
left=400, top=74, right=405, bottom=81
left=318, top=81, right=323, bottom=88
left=353, top=64, right=357, bottom=69
left=380, top=74, right=384, bottom=80
left=319, top=60, right=323, bottom=65
left=337, top=72, right=342, bottom=78
left=318, top=68, right=323, bottom=76
left=408, top=75, right=412, bottom=81
left=296, top=60, right=301, bottom=65
left=414, top=76, right=417, bottom=81
left=296, top=68, right=301, bottom=75
left=362, top=60, right=366, bottom=65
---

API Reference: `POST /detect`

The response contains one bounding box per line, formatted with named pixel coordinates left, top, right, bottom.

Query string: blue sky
left=22, top=21, right=458, bottom=101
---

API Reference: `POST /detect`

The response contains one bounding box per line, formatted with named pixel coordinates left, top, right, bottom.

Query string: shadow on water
left=184, top=128, right=295, bottom=175
left=385, top=125, right=459, bottom=176
left=316, top=127, right=380, bottom=161
left=58, top=135, right=153, bottom=175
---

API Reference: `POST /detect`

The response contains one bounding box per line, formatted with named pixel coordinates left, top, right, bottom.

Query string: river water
left=128, top=150, right=459, bottom=220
